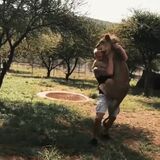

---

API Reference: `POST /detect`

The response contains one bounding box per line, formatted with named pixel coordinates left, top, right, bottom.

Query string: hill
left=85, top=16, right=116, bottom=27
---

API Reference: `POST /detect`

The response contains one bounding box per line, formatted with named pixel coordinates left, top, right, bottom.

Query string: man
left=90, top=34, right=129, bottom=145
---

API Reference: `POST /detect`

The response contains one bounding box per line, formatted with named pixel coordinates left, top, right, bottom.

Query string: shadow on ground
left=94, top=122, right=156, bottom=160
left=0, top=100, right=92, bottom=157
left=9, top=69, right=32, bottom=75
left=51, top=77, right=96, bottom=89
left=136, top=99, right=160, bottom=110
left=0, top=100, right=157, bottom=160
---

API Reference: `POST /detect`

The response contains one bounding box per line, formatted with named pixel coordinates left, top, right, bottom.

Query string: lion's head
left=95, top=34, right=119, bottom=55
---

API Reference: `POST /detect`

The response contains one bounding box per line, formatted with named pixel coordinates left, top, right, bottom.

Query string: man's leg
left=90, top=94, right=107, bottom=145
left=93, top=112, right=105, bottom=138
left=102, top=103, right=120, bottom=137
left=90, top=112, right=105, bottom=145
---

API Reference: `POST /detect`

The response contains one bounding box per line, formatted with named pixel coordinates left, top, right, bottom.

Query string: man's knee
left=95, top=117, right=102, bottom=123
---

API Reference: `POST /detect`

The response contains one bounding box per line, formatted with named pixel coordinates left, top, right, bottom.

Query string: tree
left=56, top=37, right=79, bottom=81
left=0, top=0, right=86, bottom=87
left=15, top=34, right=41, bottom=74
left=38, top=33, right=63, bottom=78
left=56, top=18, right=102, bottom=81
left=115, top=10, right=160, bottom=96
left=106, top=24, right=142, bottom=80
left=15, top=31, right=63, bottom=78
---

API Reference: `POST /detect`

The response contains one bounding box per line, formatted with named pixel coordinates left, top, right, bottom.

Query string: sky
left=80, top=0, right=160, bottom=22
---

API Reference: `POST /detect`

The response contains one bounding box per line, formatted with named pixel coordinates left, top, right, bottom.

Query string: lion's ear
left=105, top=34, right=111, bottom=41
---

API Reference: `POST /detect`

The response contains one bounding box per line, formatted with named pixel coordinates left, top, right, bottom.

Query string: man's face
left=95, top=51, right=103, bottom=60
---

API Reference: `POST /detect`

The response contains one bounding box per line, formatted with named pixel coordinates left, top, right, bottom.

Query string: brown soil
left=118, top=111, right=160, bottom=146
left=115, top=111, right=160, bottom=160
left=90, top=107, right=160, bottom=160
left=46, top=92, right=87, bottom=101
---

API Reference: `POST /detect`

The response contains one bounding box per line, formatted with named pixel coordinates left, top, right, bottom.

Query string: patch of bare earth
left=116, top=111, right=160, bottom=160
left=46, top=92, right=86, bottom=101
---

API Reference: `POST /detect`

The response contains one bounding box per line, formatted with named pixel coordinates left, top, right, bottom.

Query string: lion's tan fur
left=96, top=34, right=130, bottom=106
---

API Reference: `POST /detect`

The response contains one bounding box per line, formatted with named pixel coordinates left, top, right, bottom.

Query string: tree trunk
left=0, top=29, right=29, bottom=88
left=0, top=48, right=15, bottom=87
left=65, top=73, right=70, bottom=81
left=65, top=62, right=70, bottom=81
left=144, top=68, right=152, bottom=97
left=0, top=62, right=7, bottom=88
left=47, top=68, right=51, bottom=78
left=136, top=69, right=152, bottom=97
left=65, top=58, right=78, bottom=81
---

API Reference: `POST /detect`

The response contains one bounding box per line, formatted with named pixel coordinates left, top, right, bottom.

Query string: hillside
left=85, top=16, right=116, bottom=27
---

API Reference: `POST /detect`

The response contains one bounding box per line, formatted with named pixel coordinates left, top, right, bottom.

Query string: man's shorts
left=96, top=94, right=120, bottom=117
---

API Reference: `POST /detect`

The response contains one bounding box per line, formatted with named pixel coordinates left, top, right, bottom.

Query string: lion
left=93, top=34, right=129, bottom=111
left=90, top=34, right=130, bottom=145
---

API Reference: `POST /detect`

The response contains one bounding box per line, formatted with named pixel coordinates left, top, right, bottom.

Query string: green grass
left=0, top=66, right=159, bottom=160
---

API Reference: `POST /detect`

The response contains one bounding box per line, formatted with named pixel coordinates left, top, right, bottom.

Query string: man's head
left=93, top=48, right=104, bottom=60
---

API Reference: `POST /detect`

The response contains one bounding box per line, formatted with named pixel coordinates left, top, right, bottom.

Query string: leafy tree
left=15, top=31, right=63, bottom=77
left=56, top=18, right=102, bottom=81
left=56, top=37, right=80, bottom=81
left=38, top=33, right=62, bottom=78
left=0, top=0, right=86, bottom=87
left=106, top=24, right=142, bottom=80
left=15, top=34, right=41, bottom=74
left=115, top=10, right=160, bottom=96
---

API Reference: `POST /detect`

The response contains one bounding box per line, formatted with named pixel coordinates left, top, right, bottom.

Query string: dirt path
left=112, top=110, right=160, bottom=160
left=118, top=111, right=160, bottom=146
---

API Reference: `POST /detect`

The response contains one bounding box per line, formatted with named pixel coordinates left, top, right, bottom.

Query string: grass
left=0, top=65, right=159, bottom=160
